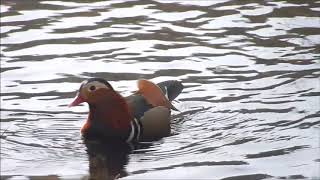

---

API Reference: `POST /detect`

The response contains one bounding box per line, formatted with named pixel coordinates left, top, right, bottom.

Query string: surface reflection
left=84, top=138, right=131, bottom=180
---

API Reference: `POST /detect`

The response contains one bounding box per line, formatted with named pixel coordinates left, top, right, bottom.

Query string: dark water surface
left=1, top=0, right=320, bottom=179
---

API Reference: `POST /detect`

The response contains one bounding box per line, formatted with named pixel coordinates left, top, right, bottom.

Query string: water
left=1, top=0, right=319, bottom=179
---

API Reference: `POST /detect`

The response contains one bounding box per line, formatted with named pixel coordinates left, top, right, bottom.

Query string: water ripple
left=1, top=0, right=319, bottom=179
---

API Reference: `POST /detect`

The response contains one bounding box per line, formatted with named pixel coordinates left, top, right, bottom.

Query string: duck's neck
left=83, top=93, right=132, bottom=137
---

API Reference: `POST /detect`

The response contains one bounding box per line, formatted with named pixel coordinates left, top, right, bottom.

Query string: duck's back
left=126, top=80, right=183, bottom=119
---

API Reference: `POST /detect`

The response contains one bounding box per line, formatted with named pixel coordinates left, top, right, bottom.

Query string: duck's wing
left=139, top=106, right=171, bottom=141
left=125, top=80, right=184, bottom=119
left=125, top=80, right=183, bottom=141
left=125, top=95, right=171, bottom=141
left=126, top=94, right=152, bottom=120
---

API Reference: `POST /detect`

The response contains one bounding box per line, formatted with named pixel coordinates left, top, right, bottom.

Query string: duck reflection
left=83, top=138, right=152, bottom=180
left=83, top=138, right=132, bottom=180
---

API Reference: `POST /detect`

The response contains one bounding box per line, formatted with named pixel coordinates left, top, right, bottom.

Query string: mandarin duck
left=69, top=78, right=183, bottom=142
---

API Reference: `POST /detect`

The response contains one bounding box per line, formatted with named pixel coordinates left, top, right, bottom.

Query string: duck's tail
left=157, top=80, right=184, bottom=102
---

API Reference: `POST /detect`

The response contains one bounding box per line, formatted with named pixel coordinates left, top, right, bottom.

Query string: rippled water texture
left=1, top=0, right=320, bottom=179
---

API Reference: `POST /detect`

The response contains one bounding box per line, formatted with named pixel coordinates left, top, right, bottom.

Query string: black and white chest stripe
left=126, top=118, right=143, bottom=142
left=164, top=86, right=169, bottom=100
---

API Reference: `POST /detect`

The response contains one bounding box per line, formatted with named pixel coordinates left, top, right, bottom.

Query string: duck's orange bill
left=69, top=94, right=85, bottom=107
left=137, top=79, right=178, bottom=111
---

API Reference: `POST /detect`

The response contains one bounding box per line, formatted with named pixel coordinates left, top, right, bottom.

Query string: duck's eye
left=89, top=85, right=96, bottom=91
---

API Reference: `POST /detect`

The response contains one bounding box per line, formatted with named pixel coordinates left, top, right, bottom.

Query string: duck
left=69, top=78, right=183, bottom=142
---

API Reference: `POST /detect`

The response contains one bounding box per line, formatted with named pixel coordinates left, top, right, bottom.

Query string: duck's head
left=69, top=78, right=116, bottom=107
